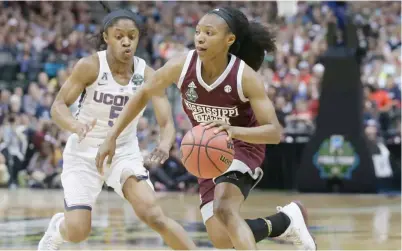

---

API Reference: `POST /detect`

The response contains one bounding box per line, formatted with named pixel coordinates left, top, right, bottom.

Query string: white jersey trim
left=177, top=50, right=195, bottom=90
left=236, top=60, right=248, bottom=102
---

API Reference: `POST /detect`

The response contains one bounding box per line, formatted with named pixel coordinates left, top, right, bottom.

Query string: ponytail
left=209, top=6, right=276, bottom=71
left=92, top=31, right=107, bottom=51
left=231, top=21, right=276, bottom=71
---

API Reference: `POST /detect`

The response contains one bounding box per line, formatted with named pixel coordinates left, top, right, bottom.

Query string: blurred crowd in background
left=0, top=1, right=400, bottom=190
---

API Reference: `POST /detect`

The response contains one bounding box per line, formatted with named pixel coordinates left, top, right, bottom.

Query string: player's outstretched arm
left=145, top=65, right=176, bottom=164
left=96, top=55, right=187, bottom=170
left=106, top=55, right=186, bottom=141
left=231, top=64, right=283, bottom=144
left=51, top=55, right=98, bottom=136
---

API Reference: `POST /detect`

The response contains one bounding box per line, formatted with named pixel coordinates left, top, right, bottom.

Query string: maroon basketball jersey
left=177, top=50, right=266, bottom=172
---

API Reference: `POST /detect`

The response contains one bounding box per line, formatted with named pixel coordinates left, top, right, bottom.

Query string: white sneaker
left=275, top=201, right=317, bottom=250
left=38, top=213, right=65, bottom=250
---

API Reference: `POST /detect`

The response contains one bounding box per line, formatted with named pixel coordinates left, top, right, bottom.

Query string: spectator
left=26, top=140, right=60, bottom=188
left=35, top=92, right=53, bottom=120
left=285, top=99, right=315, bottom=134
left=22, top=82, right=41, bottom=117
left=0, top=115, right=28, bottom=188
left=0, top=89, right=10, bottom=124
left=0, top=152, right=8, bottom=186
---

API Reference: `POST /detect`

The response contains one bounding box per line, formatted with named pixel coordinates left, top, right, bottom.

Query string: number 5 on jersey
left=108, top=105, right=123, bottom=127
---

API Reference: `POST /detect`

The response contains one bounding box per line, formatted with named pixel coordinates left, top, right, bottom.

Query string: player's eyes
left=195, top=30, right=200, bottom=35
left=116, top=35, right=122, bottom=40
left=206, top=31, right=213, bottom=36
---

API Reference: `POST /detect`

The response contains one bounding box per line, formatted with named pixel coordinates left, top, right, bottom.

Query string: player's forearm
left=158, top=120, right=175, bottom=148
left=108, top=89, right=150, bottom=140
left=231, top=124, right=282, bottom=144
left=51, top=102, right=79, bottom=133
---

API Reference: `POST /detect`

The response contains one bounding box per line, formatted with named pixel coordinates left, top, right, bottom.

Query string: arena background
left=0, top=1, right=400, bottom=250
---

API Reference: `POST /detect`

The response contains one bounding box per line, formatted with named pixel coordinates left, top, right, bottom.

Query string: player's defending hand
left=201, top=121, right=232, bottom=141
left=95, top=137, right=116, bottom=175
left=147, top=143, right=170, bottom=165
left=73, top=119, right=97, bottom=143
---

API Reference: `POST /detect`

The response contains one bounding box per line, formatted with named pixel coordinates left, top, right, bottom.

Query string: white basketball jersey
left=74, top=50, right=147, bottom=147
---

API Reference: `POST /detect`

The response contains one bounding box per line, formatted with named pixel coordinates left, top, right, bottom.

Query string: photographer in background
left=366, top=120, right=401, bottom=192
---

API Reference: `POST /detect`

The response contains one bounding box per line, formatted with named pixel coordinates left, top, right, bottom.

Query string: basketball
left=180, top=125, right=235, bottom=179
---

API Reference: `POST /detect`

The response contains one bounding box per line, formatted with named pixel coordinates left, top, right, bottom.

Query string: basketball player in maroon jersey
left=97, top=7, right=316, bottom=250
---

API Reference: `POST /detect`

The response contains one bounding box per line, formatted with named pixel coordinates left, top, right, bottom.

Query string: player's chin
left=196, top=50, right=213, bottom=61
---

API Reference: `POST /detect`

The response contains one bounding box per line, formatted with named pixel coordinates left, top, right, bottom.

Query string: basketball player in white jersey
left=38, top=9, right=196, bottom=250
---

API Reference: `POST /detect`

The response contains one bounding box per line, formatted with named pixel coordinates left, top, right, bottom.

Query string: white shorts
left=61, top=134, right=154, bottom=210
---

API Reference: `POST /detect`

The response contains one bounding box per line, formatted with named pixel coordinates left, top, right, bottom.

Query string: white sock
left=55, top=215, right=65, bottom=241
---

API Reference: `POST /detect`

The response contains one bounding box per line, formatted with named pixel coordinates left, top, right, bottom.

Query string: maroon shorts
left=198, top=178, right=215, bottom=208
left=198, top=165, right=263, bottom=208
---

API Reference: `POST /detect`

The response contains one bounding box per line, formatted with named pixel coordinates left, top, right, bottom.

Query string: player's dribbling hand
left=73, top=119, right=97, bottom=143
left=95, top=137, right=116, bottom=175
left=147, top=143, right=170, bottom=165
left=201, top=121, right=232, bottom=141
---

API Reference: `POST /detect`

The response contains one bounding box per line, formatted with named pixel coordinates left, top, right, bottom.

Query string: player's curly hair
left=209, top=6, right=276, bottom=71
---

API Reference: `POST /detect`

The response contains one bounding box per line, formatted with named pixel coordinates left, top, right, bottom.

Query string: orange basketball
left=180, top=125, right=235, bottom=179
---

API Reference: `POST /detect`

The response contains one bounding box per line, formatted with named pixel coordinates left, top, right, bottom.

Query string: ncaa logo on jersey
left=132, top=74, right=144, bottom=86
left=132, top=74, right=144, bottom=91
left=224, top=85, right=232, bottom=93
left=185, top=82, right=198, bottom=102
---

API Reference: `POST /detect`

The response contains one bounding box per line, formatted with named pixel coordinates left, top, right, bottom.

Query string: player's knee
left=137, top=205, right=167, bottom=231
left=213, top=199, right=236, bottom=225
left=65, top=219, right=91, bottom=243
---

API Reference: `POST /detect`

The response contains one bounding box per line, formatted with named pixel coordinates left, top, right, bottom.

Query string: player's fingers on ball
left=203, top=121, right=216, bottom=128
left=201, top=121, right=212, bottom=127
left=205, top=122, right=217, bottom=129
left=226, top=132, right=232, bottom=141
left=214, top=126, right=225, bottom=134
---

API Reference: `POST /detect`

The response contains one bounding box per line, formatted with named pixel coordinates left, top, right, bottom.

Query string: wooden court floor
left=0, top=189, right=400, bottom=250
